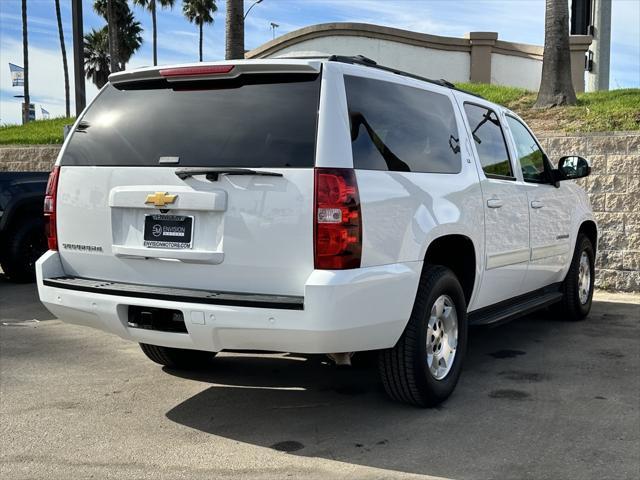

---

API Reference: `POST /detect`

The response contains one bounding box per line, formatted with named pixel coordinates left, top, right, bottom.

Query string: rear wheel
left=559, top=233, right=595, bottom=321
left=378, top=265, right=468, bottom=407
left=139, top=343, right=216, bottom=369
left=0, top=217, right=47, bottom=283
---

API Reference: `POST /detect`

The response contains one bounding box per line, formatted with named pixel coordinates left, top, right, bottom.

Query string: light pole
left=586, top=0, right=612, bottom=91
left=21, top=0, right=30, bottom=124
left=270, top=22, right=279, bottom=40
left=244, top=0, right=263, bottom=20
left=71, top=0, right=86, bottom=115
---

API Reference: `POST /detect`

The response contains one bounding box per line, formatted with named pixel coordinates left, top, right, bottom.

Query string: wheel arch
left=0, top=194, right=44, bottom=233
left=423, top=234, right=477, bottom=305
left=578, top=220, right=598, bottom=253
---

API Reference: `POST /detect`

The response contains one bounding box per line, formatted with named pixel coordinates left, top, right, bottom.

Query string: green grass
left=0, top=117, right=75, bottom=145
left=0, top=86, right=638, bottom=145
left=456, top=83, right=535, bottom=107
left=456, top=83, right=640, bottom=133
left=565, top=89, right=640, bottom=132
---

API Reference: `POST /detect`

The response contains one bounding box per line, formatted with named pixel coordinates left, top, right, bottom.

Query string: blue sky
left=1, top=0, right=639, bottom=125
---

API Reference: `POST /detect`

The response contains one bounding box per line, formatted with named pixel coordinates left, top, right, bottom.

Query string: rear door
left=55, top=65, right=322, bottom=296
left=456, top=97, right=530, bottom=309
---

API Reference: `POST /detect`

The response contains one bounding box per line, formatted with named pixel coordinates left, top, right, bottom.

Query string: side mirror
left=557, top=155, right=591, bottom=181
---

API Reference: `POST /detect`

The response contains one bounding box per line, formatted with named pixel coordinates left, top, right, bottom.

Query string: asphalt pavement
left=1, top=276, right=638, bottom=480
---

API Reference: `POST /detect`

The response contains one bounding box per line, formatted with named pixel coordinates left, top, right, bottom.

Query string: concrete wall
left=491, top=53, right=543, bottom=91
left=268, top=36, right=471, bottom=84
left=246, top=23, right=592, bottom=93
left=0, top=146, right=60, bottom=172
left=1, top=132, right=638, bottom=292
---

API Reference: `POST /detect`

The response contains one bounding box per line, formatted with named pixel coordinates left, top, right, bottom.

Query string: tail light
left=314, top=168, right=362, bottom=269
left=44, top=166, right=60, bottom=251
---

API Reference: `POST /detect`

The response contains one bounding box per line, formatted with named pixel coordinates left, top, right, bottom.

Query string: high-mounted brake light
left=159, top=65, right=235, bottom=78
left=314, top=168, right=362, bottom=270
left=44, top=166, right=60, bottom=251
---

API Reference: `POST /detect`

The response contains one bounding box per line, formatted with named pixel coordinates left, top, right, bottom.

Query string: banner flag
left=9, top=63, right=24, bottom=87
left=41, top=106, right=50, bottom=120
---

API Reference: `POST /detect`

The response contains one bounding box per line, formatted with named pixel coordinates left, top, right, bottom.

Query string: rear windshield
left=62, top=74, right=321, bottom=167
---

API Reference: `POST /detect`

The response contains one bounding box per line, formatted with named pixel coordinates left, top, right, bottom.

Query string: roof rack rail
left=327, top=55, right=483, bottom=99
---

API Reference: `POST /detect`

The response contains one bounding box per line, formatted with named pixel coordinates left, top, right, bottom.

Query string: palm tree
left=84, top=19, right=142, bottom=89
left=93, top=0, right=144, bottom=71
left=106, top=0, right=121, bottom=72
left=225, top=0, right=244, bottom=60
left=84, top=28, right=111, bottom=89
left=535, top=0, right=577, bottom=107
left=183, top=0, right=217, bottom=62
left=118, top=11, right=144, bottom=66
left=133, top=0, right=175, bottom=66
left=21, top=0, right=30, bottom=124
left=54, top=0, right=70, bottom=117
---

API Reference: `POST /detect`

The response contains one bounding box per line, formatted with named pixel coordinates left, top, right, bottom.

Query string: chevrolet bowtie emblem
left=145, top=192, right=177, bottom=207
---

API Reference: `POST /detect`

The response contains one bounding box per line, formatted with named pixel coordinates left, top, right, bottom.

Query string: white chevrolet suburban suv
left=37, top=56, right=597, bottom=407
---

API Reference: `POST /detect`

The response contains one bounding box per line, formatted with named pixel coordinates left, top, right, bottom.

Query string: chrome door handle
left=531, top=200, right=544, bottom=209
left=487, top=198, right=503, bottom=208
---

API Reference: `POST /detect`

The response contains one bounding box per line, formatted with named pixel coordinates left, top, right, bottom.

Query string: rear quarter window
left=344, top=75, right=461, bottom=174
left=61, top=74, right=321, bottom=168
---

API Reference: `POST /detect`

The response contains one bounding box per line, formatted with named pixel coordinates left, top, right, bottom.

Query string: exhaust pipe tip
left=326, top=352, right=353, bottom=366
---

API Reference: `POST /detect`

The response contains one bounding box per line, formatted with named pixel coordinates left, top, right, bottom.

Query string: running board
left=468, top=284, right=563, bottom=326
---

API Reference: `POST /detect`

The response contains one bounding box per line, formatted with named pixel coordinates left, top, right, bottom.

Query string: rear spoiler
left=108, top=61, right=322, bottom=86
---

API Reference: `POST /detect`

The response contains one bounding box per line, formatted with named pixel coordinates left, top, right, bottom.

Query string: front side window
left=506, top=116, right=548, bottom=183
left=344, top=75, right=462, bottom=174
left=463, top=103, right=513, bottom=179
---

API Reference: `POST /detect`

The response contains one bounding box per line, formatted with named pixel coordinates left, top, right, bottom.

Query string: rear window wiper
left=175, top=167, right=283, bottom=182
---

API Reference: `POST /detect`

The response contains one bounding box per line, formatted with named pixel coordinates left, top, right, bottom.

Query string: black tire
left=0, top=217, right=47, bottom=283
left=559, top=233, right=595, bottom=321
left=378, top=265, right=468, bottom=407
left=139, top=343, right=216, bottom=369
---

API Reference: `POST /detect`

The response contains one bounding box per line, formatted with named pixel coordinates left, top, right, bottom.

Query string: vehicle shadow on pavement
left=164, top=301, right=639, bottom=479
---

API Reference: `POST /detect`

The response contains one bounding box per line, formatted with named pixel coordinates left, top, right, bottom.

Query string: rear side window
left=344, top=75, right=461, bottom=174
left=463, top=103, right=513, bottom=179
left=62, top=74, right=321, bottom=167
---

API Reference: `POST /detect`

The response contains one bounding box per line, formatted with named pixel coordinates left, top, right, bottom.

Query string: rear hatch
left=54, top=63, right=321, bottom=296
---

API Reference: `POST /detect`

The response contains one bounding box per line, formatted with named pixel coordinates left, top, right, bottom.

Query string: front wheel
left=378, top=265, right=468, bottom=407
left=559, top=234, right=595, bottom=321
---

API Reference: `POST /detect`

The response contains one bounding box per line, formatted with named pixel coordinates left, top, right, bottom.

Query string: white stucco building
left=246, top=23, right=592, bottom=92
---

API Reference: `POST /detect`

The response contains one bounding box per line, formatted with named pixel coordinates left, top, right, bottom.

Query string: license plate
left=143, top=214, right=193, bottom=249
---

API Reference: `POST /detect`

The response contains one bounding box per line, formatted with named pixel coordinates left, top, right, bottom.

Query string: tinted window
left=506, top=116, right=548, bottom=183
left=345, top=75, right=461, bottom=174
left=62, top=74, right=320, bottom=167
left=463, top=103, right=513, bottom=178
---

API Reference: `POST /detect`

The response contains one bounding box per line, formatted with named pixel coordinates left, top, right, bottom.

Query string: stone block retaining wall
left=0, top=146, right=61, bottom=172
left=538, top=132, right=639, bottom=292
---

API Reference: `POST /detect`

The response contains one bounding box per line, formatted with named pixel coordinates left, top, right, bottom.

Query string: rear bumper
left=36, top=251, right=421, bottom=354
